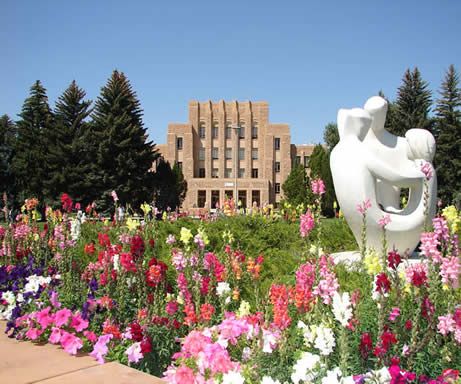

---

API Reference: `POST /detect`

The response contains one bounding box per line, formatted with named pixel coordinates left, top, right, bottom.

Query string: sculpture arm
left=366, top=154, right=423, bottom=188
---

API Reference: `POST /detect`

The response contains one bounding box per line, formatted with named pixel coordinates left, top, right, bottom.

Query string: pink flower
left=166, top=234, right=176, bottom=245
left=438, top=315, right=456, bottom=336
left=111, top=190, right=119, bottom=202
left=49, top=327, right=62, bottom=344
left=126, top=342, right=143, bottom=363
left=166, top=366, right=197, bottom=384
left=50, top=291, right=61, bottom=308
left=356, top=199, right=372, bottom=215
left=60, top=331, right=83, bottom=355
left=26, top=327, right=43, bottom=340
left=35, top=306, right=54, bottom=329
left=420, top=161, right=433, bottom=180
left=378, top=214, right=391, bottom=228
left=54, top=308, right=72, bottom=327
left=202, top=343, right=236, bottom=374
left=218, top=315, right=249, bottom=345
left=440, top=256, right=460, bottom=289
left=182, top=331, right=211, bottom=355
left=166, top=301, right=179, bottom=316
left=90, top=334, right=113, bottom=364
left=389, top=307, right=401, bottom=322
left=420, top=232, right=442, bottom=263
left=311, top=178, right=326, bottom=195
left=300, top=209, right=315, bottom=238
left=83, top=331, right=97, bottom=343
left=71, top=313, right=89, bottom=332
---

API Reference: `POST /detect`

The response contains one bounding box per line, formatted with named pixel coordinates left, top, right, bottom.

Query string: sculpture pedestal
left=331, top=250, right=423, bottom=271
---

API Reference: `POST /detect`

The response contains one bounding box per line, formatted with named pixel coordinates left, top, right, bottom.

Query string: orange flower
left=25, top=198, right=39, bottom=211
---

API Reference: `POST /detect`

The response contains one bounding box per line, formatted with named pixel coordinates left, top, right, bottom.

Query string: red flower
left=140, top=337, right=152, bottom=354
left=98, top=233, right=111, bottom=248
left=129, top=322, right=143, bottom=342
left=387, top=250, right=402, bottom=269
left=375, top=273, right=391, bottom=294
left=411, top=270, right=427, bottom=287
left=421, top=297, right=434, bottom=320
left=145, top=258, right=168, bottom=287
left=130, top=235, right=145, bottom=260
left=149, top=239, right=155, bottom=248
left=405, top=320, right=413, bottom=330
left=360, top=332, right=373, bottom=360
left=200, top=303, right=215, bottom=322
left=84, top=243, right=95, bottom=255
left=61, top=193, right=73, bottom=212
left=381, top=331, right=397, bottom=350
left=200, top=276, right=210, bottom=295
left=120, top=253, right=136, bottom=272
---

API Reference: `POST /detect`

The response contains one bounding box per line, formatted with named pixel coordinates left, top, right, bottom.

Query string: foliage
left=282, top=164, right=310, bottom=207
left=0, top=115, right=16, bottom=201
left=323, top=122, right=339, bottom=153
left=434, top=65, right=461, bottom=207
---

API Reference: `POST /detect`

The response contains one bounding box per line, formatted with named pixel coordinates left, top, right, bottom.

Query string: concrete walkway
left=0, top=322, right=165, bottom=384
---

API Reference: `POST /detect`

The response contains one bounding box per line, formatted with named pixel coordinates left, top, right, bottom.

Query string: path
left=0, top=322, right=165, bottom=384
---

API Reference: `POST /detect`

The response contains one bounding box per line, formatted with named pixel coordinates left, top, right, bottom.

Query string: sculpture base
left=332, top=250, right=423, bottom=270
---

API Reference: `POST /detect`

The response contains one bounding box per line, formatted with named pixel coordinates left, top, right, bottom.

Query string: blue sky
left=1, top=0, right=460, bottom=145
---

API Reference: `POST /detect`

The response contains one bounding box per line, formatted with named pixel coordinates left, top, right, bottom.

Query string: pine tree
left=282, top=164, right=309, bottom=206
left=0, top=115, right=17, bottom=200
left=434, top=65, right=461, bottom=206
left=378, top=90, right=397, bottom=132
left=323, top=122, right=339, bottom=153
left=13, top=81, right=53, bottom=204
left=309, top=144, right=336, bottom=217
left=154, top=159, right=176, bottom=211
left=172, top=161, right=187, bottom=209
left=43, top=81, right=93, bottom=205
left=90, top=70, right=158, bottom=211
left=390, top=68, right=432, bottom=136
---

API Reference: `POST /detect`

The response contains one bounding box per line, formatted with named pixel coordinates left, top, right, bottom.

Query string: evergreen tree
left=282, top=163, right=310, bottom=206
left=90, top=70, right=158, bottom=211
left=309, top=144, right=336, bottom=217
left=0, top=115, right=17, bottom=201
left=323, top=122, right=339, bottom=152
left=434, top=65, right=461, bottom=206
left=13, top=81, right=53, bottom=204
left=154, top=159, right=177, bottom=211
left=172, top=161, right=187, bottom=209
left=378, top=90, right=397, bottom=132
left=390, top=68, right=432, bottom=136
left=43, top=81, right=93, bottom=205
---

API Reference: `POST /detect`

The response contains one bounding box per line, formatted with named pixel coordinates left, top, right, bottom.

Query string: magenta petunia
left=54, top=308, right=72, bottom=327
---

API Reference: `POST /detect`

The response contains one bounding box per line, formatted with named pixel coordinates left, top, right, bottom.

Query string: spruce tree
left=434, top=65, right=461, bottom=206
left=0, top=115, right=17, bottom=201
left=154, top=159, right=176, bottom=211
left=282, top=163, right=309, bottom=206
left=378, top=90, right=397, bottom=132
left=390, top=68, right=432, bottom=136
left=323, top=122, right=339, bottom=153
left=13, top=81, right=53, bottom=204
left=43, top=81, right=93, bottom=205
left=90, top=70, right=158, bottom=211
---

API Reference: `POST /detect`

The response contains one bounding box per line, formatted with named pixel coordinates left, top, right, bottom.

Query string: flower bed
left=0, top=193, right=460, bottom=383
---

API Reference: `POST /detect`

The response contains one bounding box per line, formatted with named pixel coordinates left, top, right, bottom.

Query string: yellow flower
left=364, top=249, right=382, bottom=275
left=104, top=218, right=110, bottom=226
left=222, top=230, right=234, bottom=244
left=126, top=217, right=139, bottom=231
left=198, top=227, right=209, bottom=245
left=162, top=212, right=167, bottom=221
left=33, top=233, right=39, bottom=241
left=140, top=202, right=151, bottom=215
left=442, top=205, right=460, bottom=234
left=237, top=300, right=251, bottom=317
left=180, top=227, right=193, bottom=244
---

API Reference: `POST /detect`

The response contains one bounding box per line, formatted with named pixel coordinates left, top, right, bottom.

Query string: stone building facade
left=156, top=101, right=315, bottom=210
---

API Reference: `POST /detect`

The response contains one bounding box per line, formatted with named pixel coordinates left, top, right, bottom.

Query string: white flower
left=299, top=323, right=316, bottom=347
left=366, top=367, right=391, bottom=383
left=314, top=325, right=335, bottom=356
left=291, top=352, right=321, bottom=384
left=261, top=376, right=281, bottom=384
left=322, top=367, right=342, bottom=384
left=222, top=370, right=245, bottom=384
left=113, top=254, right=120, bottom=271
left=332, top=291, right=353, bottom=327
left=262, top=329, right=279, bottom=353
left=70, top=219, right=81, bottom=240
left=216, top=282, right=231, bottom=296
left=24, top=275, right=49, bottom=293
left=1, top=291, right=15, bottom=305
left=16, top=293, right=24, bottom=303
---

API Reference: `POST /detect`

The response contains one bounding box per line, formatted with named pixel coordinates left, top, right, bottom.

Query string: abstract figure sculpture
left=330, top=96, right=437, bottom=254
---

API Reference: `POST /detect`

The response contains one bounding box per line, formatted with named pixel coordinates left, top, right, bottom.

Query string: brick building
left=156, top=101, right=315, bottom=210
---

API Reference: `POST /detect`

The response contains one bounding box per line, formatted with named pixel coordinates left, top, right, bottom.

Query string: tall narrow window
left=225, top=122, right=232, bottom=139
left=225, top=148, right=232, bottom=159
left=274, top=137, right=281, bottom=150
left=212, top=147, right=219, bottom=159
left=225, top=168, right=232, bottom=178
left=197, top=190, right=206, bottom=208
left=252, top=123, right=258, bottom=139
left=275, top=183, right=280, bottom=194
left=199, top=121, right=206, bottom=138
left=238, top=123, right=245, bottom=139
left=238, top=190, right=247, bottom=208
left=238, top=168, right=245, bottom=178
left=199, top=148, right=205, bottom=161
left=199, top=168, right=205, bottom=178
left=177, top=162, right=183, bottom=170
left=176, top=137, right=183, bottom=150
left=274, top=162, right=280, bottom=173
left=251, top=168, right=258, bottom=178
left=212, top=121, right=219, bottom=139
left=238, top=148, right=245, bottom=160
left=251, top=190, right=260, bottom=206
left=211, top=190, right=220, bottom=209
left=304, top=156, right=310, bottom=167
left=211, top=168, right=219, bottom=178
left=252, top=149, right=258, bottom=160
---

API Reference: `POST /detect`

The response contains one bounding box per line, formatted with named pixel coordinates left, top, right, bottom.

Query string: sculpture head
left=337, top=108, right=372, bottom=141
left=364, top=96, right=388, bottom=133
left=405, top=128, right=436, bottom=162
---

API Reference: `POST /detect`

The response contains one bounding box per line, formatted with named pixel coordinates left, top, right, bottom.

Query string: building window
left=251, top=190, right=260, bottom=206
left=304, top=156, right=310, bottom=167
left=212, top=122, right=219, bottom=138
left=176, top=137, right=183, bottom=150
left=274, top=162, right=280, bottom=173
left=225, top=148, right=232, bottom=159
left=197, top=190, right=206, bottom=208
left=199, top=148, right=205, bottom=161
left=274, top=137, right=280, bottom=150
left=225, top=126, right=232, bottom=139
left=199, top=168, right=205, bottom=178
left=275, top=183, right=281, bottom=194
left=211, top=190, right=220, bottom=208
left=224, top=190, right=233, bottom=199
left=295, top=156, right=301, bottom=166
left=252, top=123, right=258, bottom=139
left=177, top=162, right=182, bottom=170
left=199, top=121, right=206, bottom=138
left=251, top=168, right=258, bottom=178
left=251, top=148, right=258, bottom=160
left=212, top=147, right=219, bottom=159
left=225, top=168, right=232, bottom=178
left=238, top=148, right=245, bottom=160
left=238, top=190, right=247, bottom=208
left=212, top=168, right=219, bottom=178
left=238, top=123, right=245, bottom=139
left=238, top=168, right=245, bottom=178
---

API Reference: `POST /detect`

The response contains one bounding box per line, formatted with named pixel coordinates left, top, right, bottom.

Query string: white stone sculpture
left=330, top=96, right=437, bottom=254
